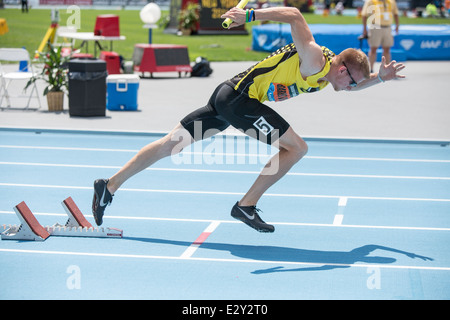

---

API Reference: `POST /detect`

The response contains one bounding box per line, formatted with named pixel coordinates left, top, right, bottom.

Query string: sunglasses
left=342, top=61, right=357, bottom=87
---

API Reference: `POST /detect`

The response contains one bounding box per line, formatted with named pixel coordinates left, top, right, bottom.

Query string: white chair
left=0, top=48, right=41, bottom=110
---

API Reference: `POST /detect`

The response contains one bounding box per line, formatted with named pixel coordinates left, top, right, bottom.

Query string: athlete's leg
left=193, top=83, right=306, bottom=232
left=107, top=123, right=193, bottom=194
left=92, top=83, right=230, bottom=225
left=107, top=84, right=231, bottom=195
left=92, top=123, right=194, bottom=225
left=211, top=84, right=307, bottom=206
left=228, top=127, right=306, bottom=233
left=239, top=126, right=307, bottom=206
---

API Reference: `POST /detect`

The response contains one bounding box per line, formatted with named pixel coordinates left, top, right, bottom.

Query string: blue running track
left=0, top=128, right=449, bottom=300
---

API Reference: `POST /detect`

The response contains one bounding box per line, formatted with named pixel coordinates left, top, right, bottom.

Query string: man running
left=92, top=6, right=405, bottom=233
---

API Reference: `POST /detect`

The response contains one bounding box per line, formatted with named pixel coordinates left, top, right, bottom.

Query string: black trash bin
left=68, top=59, right=107, bottom=117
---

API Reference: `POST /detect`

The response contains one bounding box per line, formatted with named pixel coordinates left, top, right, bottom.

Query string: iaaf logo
left=400, top=39, right=448, bottom=50
left=400, top=39, right=414, bottom=51
left=420, top=40, right=442, bottom=49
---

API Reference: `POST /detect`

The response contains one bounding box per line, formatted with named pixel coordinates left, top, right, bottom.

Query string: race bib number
left=253, top=116, right=274, bottom=136
left=267, top=83, right=299, bottom=102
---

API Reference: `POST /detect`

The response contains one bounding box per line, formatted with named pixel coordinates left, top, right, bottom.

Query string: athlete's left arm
left=350, top=56, right=406, bottom=91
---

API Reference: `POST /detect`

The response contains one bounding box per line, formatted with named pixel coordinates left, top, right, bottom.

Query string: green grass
left=0, top=8, right=448, bottom=61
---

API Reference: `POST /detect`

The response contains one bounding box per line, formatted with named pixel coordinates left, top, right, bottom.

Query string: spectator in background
left=21, top=0, right=28, bottom=13
left=335, top=1, right=345, bottom=15
left=432, top=0, right=446, bottom=17
left=361, top=0, right=400, bottom=72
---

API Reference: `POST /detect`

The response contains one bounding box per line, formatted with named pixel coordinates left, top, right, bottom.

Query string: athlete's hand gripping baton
left=222, top=0, right=250, bottom=29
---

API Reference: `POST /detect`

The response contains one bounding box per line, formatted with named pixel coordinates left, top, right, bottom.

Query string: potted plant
left=25, top=42, right=69, bottom=111
left=178, top=2, right=200, bottom=35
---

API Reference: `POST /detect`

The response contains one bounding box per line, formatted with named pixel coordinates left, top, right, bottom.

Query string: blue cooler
left=106, top=74, right=139, bottom=111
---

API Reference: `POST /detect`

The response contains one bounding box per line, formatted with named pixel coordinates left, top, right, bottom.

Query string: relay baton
left=222, top=0, right=250, bottom=29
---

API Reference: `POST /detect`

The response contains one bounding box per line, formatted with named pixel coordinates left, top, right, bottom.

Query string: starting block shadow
left=1, top=197, right=122, bottom=241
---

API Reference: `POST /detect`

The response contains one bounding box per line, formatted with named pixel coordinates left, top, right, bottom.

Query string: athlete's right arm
left=221, top=6, right=325, bottom=77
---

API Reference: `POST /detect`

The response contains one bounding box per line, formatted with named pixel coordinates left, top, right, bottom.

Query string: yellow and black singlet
left=230, top=44, right=335, bottom=103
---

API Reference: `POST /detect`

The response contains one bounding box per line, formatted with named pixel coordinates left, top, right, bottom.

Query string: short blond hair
left=338, top=48, right=370, bottom=79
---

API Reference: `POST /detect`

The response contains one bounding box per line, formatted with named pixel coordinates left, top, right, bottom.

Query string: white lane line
left=308, top=155, right=450, bottom=163
left=338, top=197, right=348, bottom=207
left=0, top=248, right=448, bottom=272
left=1, top=145, right=450, bottom=163
left=1, top=161, right=449, bottom=180
left=333, top=197, right=348, bottom=226
left=2, top=210, right=450, bottom=232
left=1, top=182, right=449, bottom=202
left=0, top=145, right=140, bottom=153
left=333, top=215, right=344, bottom=226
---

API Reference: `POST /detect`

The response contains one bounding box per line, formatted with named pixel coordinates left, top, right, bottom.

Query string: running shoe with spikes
left=231, top=202, right=275, bottom=233
left=92, top=178, right=113, bottom=226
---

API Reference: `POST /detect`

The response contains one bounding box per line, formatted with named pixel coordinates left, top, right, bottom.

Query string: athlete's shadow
left=248, top=244, right=433, bottom=274
left=124, top=237, right=433, bottom=274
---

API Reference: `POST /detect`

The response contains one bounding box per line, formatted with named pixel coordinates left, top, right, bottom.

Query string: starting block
left=1, top=197, right=122, bottom=241
left=2, top=201, right=51, bottom=241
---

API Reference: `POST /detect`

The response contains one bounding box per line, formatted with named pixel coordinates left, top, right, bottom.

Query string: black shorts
left=180, top=81, right=290, bottom=145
